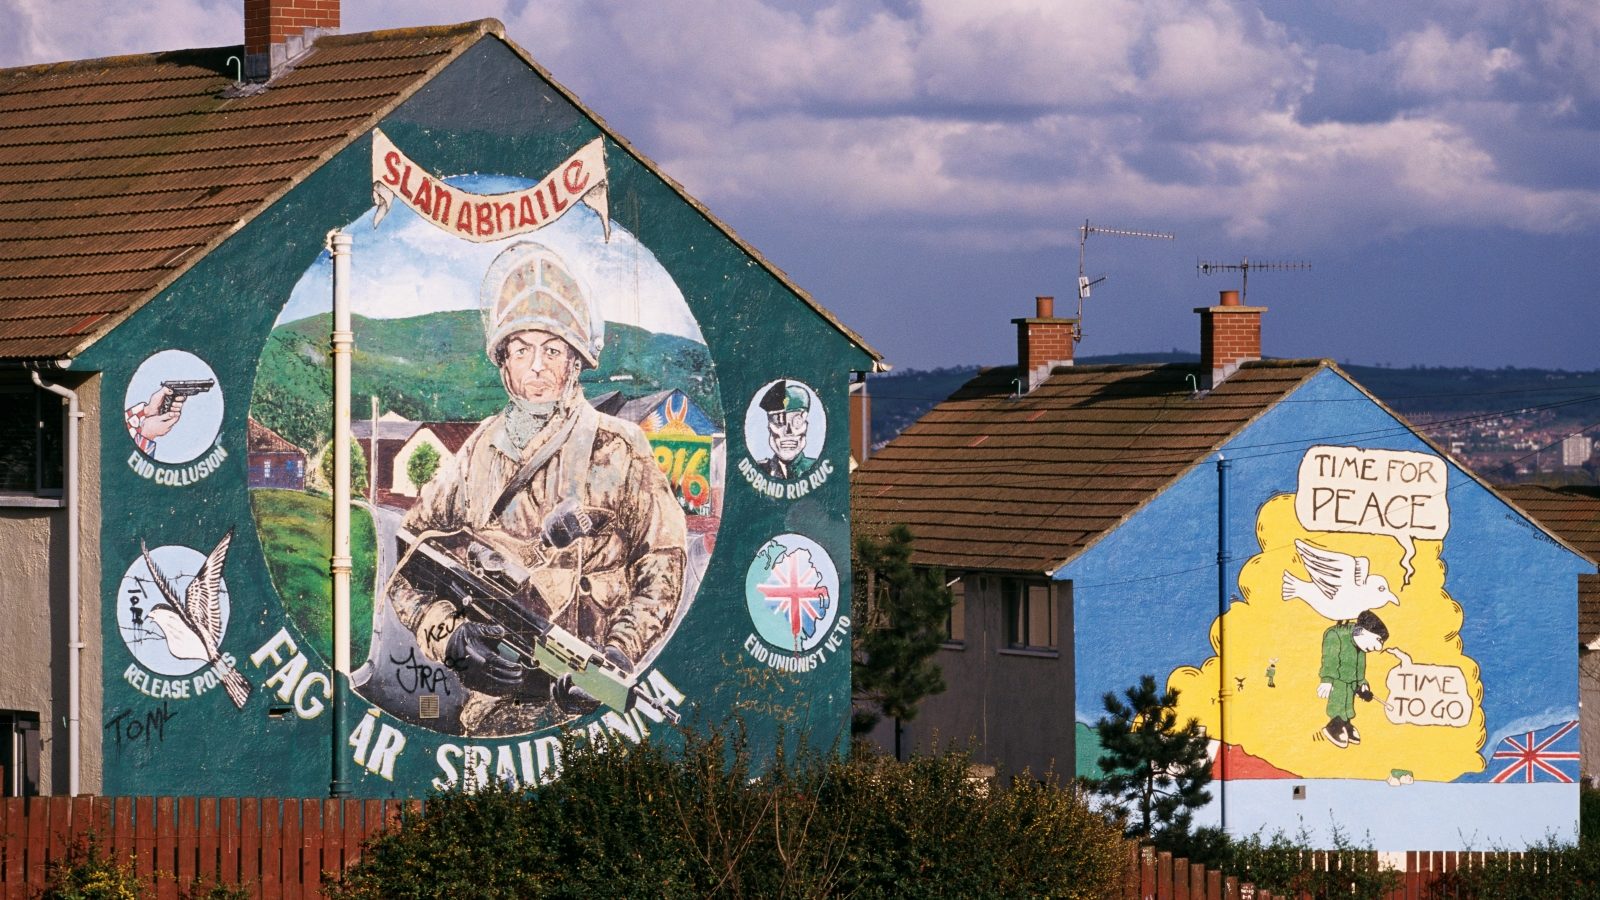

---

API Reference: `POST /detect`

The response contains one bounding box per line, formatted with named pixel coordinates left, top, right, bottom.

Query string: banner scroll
left=370, top=129, right=610, bottom=242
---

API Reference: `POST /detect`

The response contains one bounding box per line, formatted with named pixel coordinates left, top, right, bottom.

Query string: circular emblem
left=116, top=536, right=234, bottom=676
left=741, top=378, right=826, bottom=484
left=123, top=350, right=224, bottom=464
left=745, top=534, right=840, bottom=653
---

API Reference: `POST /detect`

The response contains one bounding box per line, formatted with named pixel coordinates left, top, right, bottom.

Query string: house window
left=0, top=382, right=64, bottom=501
left=1, top=710, right=40, bottom=797
left=944, top=577, right=966, bottom=645
left=1003, top=579, right=1056, bottom=650
left=263, top=459, right=273, bottom=480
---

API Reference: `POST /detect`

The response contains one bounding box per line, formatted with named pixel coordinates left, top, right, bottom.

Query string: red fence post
left=341, top=799, right=362, bottom=869
left=260, top=798, right=281, bottom=899
left=282, top=799, right=303, bottom=900
left=154, top=796, right=176, bottom=900
left=300, top=799, right=322, bottom=898
left=319, top=799, right=343, bottom=884
left=197, top=797, right=219, bottom=887
left=0, top=797, right=20, bottom=899
left=176, top=796, right=197, bottom=892
left=239, top=797, right=260, bottom=897
left=219, top=798, right=240, bottom=888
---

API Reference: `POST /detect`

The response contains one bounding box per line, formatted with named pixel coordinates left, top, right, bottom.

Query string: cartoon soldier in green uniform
left=1317, top=609, right=1388, bottom=748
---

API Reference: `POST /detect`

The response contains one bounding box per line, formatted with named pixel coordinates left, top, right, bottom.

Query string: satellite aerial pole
left=1077, top=219, right=1174, bottom=339
left=1196, top=257, right=1310, bottom=305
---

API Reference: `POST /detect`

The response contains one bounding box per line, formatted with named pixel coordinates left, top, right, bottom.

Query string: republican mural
left=87, top=40, right=868, bottom=798
left=249, top=136, right=716, bottom=749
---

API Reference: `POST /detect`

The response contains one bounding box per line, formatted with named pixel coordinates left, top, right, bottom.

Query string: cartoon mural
left=1169, top=452, right=1488, bottom=783
left=1062, top=363, right=1587, bottom=849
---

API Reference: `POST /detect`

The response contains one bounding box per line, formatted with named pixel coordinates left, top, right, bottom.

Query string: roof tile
left=0, top=23, right=484, bottom=359
left=854, top=360, right=1324, bottom=573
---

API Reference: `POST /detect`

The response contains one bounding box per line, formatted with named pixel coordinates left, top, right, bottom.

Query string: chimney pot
left=1036, top=295, right=1054, bottom=318
left=1219, top=290, right=1241, bottom=307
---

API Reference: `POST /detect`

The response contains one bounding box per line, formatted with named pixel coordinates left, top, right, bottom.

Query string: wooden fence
left=0, top=795, right=1569, bottom=899
left=1121, top=842, right=1564, bottom=899
left=0, top=795, right=415, bottom=899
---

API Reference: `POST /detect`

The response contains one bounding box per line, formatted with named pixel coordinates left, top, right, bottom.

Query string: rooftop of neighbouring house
left=852, top=358, right=1330, bottom=574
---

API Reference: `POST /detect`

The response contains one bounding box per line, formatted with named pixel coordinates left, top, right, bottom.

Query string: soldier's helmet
left=480, top=242, right=603, bottom=368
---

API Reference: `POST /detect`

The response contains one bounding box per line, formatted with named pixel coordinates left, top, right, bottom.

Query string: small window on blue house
left=1003, top=578, right=1055, bottom=650
left=263, top=459, right=273, bottom=480
left=0, top=381, right=64, bottom=500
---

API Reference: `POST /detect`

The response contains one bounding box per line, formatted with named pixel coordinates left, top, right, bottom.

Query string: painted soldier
left=392, top=242, right=687, bottom=736
left=755, top=380, right=817, bottom=481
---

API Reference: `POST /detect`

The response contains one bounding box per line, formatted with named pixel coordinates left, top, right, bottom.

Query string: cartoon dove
left=1282, top=539, right=1398, bottom=621
left=141, top=530, right=252, bottom=709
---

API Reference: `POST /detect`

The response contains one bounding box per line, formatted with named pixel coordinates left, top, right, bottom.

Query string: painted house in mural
left=246, top=419, right=307, bottom=491
left=0, top=0, right=878, bottom=799
left=854, top=293, right=1593, bottom=850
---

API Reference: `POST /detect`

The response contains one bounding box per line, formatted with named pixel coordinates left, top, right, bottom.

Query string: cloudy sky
left=5, top=0, right=1598, bottom=371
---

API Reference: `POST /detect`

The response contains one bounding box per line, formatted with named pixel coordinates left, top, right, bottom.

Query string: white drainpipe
left=32, top=370, right=83, bottom=796
left=327, top=229, right=353, bottom=796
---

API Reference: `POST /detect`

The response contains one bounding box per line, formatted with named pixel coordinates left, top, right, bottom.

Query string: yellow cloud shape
left=1168, top=493, right=1485, bottom=782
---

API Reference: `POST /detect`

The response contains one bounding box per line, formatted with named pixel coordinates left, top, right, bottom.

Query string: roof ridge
left=0, top=20, right=496, bottom=82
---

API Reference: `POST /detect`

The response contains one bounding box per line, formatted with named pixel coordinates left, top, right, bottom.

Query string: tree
left=851, top=524, right=955, bottom=738
left=318, top=440, right=368, bottom=496
left=406, top=441, right=440, bottom=490
left=1093, top=675, right=1212, bottom=841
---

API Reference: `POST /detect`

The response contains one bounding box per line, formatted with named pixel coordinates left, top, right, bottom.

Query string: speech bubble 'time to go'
left=1382, top=649, right=1472, bottom=727
left=1294, top=445, right=1450, bottom=584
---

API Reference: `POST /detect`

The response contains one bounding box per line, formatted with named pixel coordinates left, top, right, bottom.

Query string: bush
left=39, top=836, right=143, bottom=900
left=1423, top=790, right=1600, bottom=900
left=330, top=727, right=1126, bottom=899
left=1221, top=824, right=1399, bottom=900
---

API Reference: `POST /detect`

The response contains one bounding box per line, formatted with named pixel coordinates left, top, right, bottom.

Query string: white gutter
left=327, top=229, right=353, bottom=796
left=31, top=370, right=83, bottom=796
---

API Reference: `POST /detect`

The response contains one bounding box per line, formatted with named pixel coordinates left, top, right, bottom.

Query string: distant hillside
left=252, top=311, right=721, bottom=451
left=868, top=355, right=1600, bottom=466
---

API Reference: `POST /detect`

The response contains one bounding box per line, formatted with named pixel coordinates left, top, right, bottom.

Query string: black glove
left=1356, top=685, right=1374, bottom=702
left=444, top=622, right=526, bottom=695
left=603, top=645, right=634, bottom=675
left=551, top=673, right=601, bottom=713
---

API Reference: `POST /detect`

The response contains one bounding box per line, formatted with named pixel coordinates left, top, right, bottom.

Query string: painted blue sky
left=5, top=1, right=1597, bottom=371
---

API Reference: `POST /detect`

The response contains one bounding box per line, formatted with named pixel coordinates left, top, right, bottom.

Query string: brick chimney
left=1014, top=296, right=1077, bottom=393
left=245, top=0, right=339, bottom=81
left=1196, top=289, right=1266, bottom=389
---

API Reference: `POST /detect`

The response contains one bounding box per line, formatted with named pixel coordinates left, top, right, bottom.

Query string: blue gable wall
left=1066, top=366, right=1587, bottom=848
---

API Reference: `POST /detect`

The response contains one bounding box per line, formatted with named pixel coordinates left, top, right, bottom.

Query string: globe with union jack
left=744, top=534, right=840, bottom=653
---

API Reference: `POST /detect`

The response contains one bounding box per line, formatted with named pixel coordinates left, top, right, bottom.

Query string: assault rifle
left=394, top=528, right=680, bottom=724
left=157, top=378, right=214, bottom=414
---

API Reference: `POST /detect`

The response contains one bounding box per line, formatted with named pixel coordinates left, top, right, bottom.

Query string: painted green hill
left=251, top=310, right=721, bottom=451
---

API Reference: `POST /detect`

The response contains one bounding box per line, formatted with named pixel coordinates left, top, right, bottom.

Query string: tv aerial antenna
left=1196, top=257, right=1310, bottom=305
left=1077, top=219, right=1174, bottom=338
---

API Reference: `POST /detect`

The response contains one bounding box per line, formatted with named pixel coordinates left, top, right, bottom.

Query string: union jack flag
left=758, top=551, right=831, bottom=644
left=1490, top=720, right=1579, bottom=784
